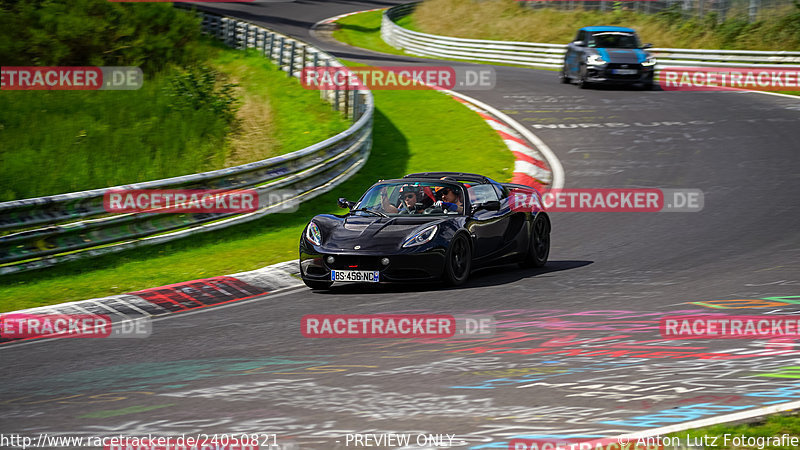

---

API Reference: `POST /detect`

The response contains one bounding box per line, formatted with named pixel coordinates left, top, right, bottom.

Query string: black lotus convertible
left=299, top=172, right=551, bottom=290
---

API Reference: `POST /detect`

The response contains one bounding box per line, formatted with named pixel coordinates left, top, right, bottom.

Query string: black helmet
left=399, top=184, right=421, bottom=196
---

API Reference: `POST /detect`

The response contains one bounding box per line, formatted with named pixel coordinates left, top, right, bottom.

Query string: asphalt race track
left=2, top=1, right=800, bottom=449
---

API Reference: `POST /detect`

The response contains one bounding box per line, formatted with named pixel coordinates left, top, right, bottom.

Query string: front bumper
left=300, top=247, right=447, bottom=283
left=585, top=64, right=654, bottom=84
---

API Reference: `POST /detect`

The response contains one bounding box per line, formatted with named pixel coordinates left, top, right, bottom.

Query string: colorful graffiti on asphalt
left=3, top=294, right=799, bottom=449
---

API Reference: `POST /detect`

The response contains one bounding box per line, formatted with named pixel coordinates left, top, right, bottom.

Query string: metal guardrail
left=382, top=3, right=800, bottom=69
left=0, top=10, right=374, bottom=276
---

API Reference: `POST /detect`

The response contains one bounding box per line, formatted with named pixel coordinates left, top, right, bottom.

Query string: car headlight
left=586, top=54, right=607, bottom=66
left=402, top=225, right=438, bottom=248
left=641, top=56, right=657, bottom=67
left=305, top=221, right=322, bottom=246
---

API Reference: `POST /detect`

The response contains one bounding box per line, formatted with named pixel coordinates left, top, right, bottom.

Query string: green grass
left=0, top=72, right=229, bottom=201
left=332, top=10, right=409, bottom=56
left=0, top=77, right=512, bottom=311
left=411, top=0, right=800, bottom=51
left=0, top=42, right=348, bottom=201
left=214, top=48, right=350, bottom=167
left=666, top=412, right=800, bottom=449
left=330, top=9, right=558, bottom=70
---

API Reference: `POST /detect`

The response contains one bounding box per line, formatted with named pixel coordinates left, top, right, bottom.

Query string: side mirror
left=642, top=43, right=653, bottom=49
left=338, top=197, right=354, bottom=209
left=471, top=200, right=501, bottom=213
left=573, top=40, right=586, bottom=47
left=483, top=200, right=501, bottom=211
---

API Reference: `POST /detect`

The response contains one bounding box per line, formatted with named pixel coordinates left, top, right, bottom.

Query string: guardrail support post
left=278, top=37, right=286, bottom=70
left=267, top=33, right=275, bottom=60
left=289, top=41, right=297, bottom=77
left=749, top=0, right=759, bottom=22
left=343, top=84, right=350, bottom=119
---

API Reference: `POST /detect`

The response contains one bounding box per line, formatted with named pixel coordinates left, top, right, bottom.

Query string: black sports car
left=299, top=172, right=551, bottom=290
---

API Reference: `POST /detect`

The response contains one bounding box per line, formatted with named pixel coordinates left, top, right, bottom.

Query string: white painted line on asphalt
left=744, top=90, right=800, bottom=101
left=614, top=400, right=800, bottom=441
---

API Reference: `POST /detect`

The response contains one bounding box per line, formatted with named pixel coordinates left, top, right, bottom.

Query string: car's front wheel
left=577, top=64, right=590, bottom=89
left=303, top=278, right=333, bottom=290
left=443, top=234, right=472, bottom=286
left=521, top=213, right=550, bottom=268
left=559, top=66, right=570, bottom=84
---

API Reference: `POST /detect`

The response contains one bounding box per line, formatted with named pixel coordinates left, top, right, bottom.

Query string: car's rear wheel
left=521, top=213, right=550, bottom=268
left=443, top=234, right=472, bottom=286
left=303, top=278, right=333, bottom=290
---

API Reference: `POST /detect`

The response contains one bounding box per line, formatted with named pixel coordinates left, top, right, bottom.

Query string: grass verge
left=330, top=9, right=557, bottom=70
left=0, top=69, right=512, bottom=311
left=665, top=412, right=800, bottom=449
left=332, top=10, right=409, bottom=56
left=0, top=42, right=348, bottom=201
left=411, top=0, right=800, bottom=50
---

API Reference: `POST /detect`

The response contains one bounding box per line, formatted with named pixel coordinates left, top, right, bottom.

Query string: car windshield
left=590, top=32, right=640, bottom=49
left=354, top=181, right=465, bottom=216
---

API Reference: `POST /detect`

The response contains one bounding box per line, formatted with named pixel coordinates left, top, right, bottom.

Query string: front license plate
left=612, top=69, right=638, bottom=75
left=331, top=270, right=380, bottom=282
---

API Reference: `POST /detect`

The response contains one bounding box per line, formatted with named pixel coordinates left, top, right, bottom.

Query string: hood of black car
left=314, top=215, right=445, bottom=252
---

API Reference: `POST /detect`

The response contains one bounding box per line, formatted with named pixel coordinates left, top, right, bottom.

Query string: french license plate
left=612, top=68, right=638, bottom=75
left=331, top=270, right=380, bottom=282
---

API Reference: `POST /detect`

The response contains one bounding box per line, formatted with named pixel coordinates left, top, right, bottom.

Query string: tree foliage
left=0, top=0, right=202, bottom=72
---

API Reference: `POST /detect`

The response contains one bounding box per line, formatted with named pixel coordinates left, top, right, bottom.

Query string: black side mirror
left=471, top=200, right=501, bottom=214
left=483, top=200, right=501, bottom=211
left=573, top=40, right=586, bottom=47
left=338, top=197, right=354, bottom=209
left=642, top=43, right=653, bottom=49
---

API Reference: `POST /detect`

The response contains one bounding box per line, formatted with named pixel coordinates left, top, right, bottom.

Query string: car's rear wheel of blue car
left=443, top=234, right=472, bottom=286
left=304, top=278, right=333, bottom=290
left=522, top=213, right=551, bottom=268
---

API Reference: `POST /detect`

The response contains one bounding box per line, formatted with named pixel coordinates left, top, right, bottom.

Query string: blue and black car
left=560, top=26, right=656, bottom=89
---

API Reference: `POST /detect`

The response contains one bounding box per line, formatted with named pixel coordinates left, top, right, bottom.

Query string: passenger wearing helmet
left=433, top=183, right=464, bottom=214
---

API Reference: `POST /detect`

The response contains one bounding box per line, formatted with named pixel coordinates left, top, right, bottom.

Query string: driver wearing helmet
left=381, top=184, right=424, bottom=214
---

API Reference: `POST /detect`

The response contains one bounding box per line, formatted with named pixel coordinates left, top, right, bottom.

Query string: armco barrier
left=381, top=3, right=800, bottom=69
left=0, top=9, right=374, bottom=276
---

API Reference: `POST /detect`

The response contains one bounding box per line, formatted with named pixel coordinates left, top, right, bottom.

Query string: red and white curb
left=450, top=96, right=552, bottom=191
left=442, top=89, right=564, bottom=191
left=0, top=261, right=303, bottom=345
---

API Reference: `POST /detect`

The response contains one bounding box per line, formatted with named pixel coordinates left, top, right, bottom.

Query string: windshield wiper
left=350, top=208, right=389, bottom=218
